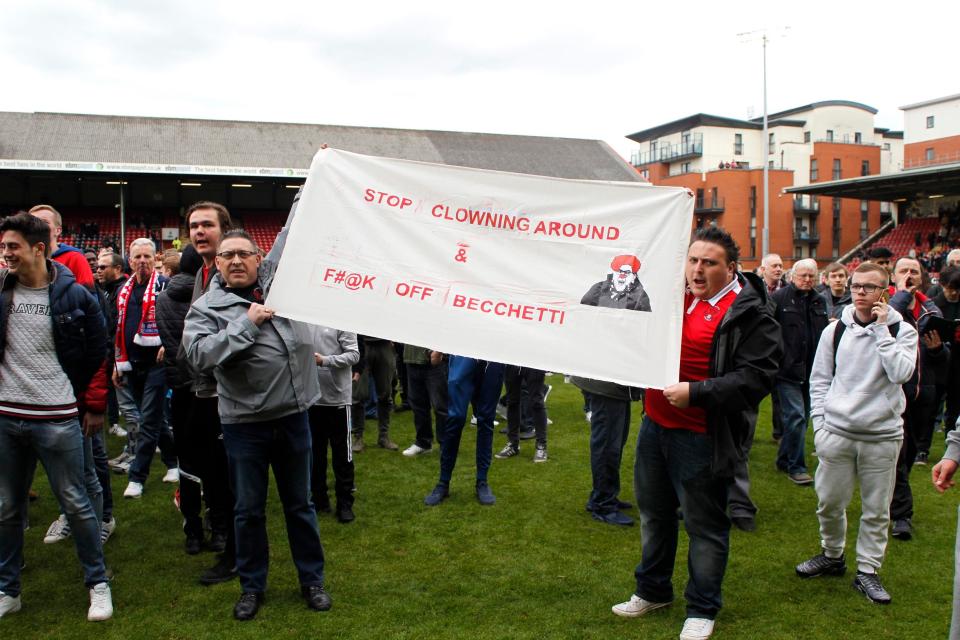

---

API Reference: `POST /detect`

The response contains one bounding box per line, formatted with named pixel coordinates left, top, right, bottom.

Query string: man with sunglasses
left=797, top=262, right=918, bottom=604
left=183, top=229, right=328, bottom=622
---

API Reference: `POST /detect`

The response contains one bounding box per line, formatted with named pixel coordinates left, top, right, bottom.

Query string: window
left=749, top=187, right=757, bottom=258
left=861, top=200, right=869, bottom=213
left=861, top=160, right=870, bottom=176
left=926, top=148, right=935, bottom=161
left=650, top=140, right=658, bottom=160
left=833, top=199, right=842, bottom=257
left=696, top=188, right=704, bottom=209
left=710, top=187, right=719, bottom=208
left=768, top=132, right=775, bottom=151
left=681, top=162, right=691, bottom=173
left=810, top=158, right=819, bottom=181
left=734, top=133, right=743, bottom=155
left=854, top=132, right=862, bottom=144
left=681, top=131, right=691, bottom=146
left=860, top=203, right=869, bottom=240
left=826, top=130, right=834, bottom=142
left=927, top=115, right=935, bottom=129
left=883, top=143, right=891, bottom=151
left=804, top=131, right=811, bottom=143
left=833, top=159, right=842, bottom=180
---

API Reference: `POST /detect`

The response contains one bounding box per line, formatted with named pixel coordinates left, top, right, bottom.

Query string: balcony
left=794, top=229, right=820, bottom=243
left=631, top=135, right=704, bottom=166
left=695, top=197, right=725, bottom=214
left=793, top=196, right=819, bottom=213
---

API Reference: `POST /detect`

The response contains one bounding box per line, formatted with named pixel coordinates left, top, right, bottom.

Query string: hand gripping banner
left=267, top=148, right=693, bottom=389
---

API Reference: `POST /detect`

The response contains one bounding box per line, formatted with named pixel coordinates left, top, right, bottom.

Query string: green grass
left=16, top=375, right=958, bottom=639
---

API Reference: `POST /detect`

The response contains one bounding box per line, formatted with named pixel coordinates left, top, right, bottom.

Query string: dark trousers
left=106, top=386, right=120, bottom=427
left=439, top=357, right=505, bottom=485
left=126, top=363, right=177, bottom=484
left=407, top=361, right=448, bottom=449
left=90, top=431, right=113, bottom=522
left=361, top=341, right=395, bottom=437
left=171, top=387, right=202, bottom=538
left=222, top=411, right=325, bottom=594
left=394, top=342, right=409, bottom=406
left=634, top=416, right=731, bottom=620
left=505, top=366, right=547, bottom=446
left=588, top=394, right=631, bottom=514
left=308, top=405, right=354, bottom=511
left=892, top=385, right=936, bottom=521
left=728, top=410, right=758, bottom=519
left=191, top=396, right=234, bottom=550
left=770, top=391, right=783, bottom=439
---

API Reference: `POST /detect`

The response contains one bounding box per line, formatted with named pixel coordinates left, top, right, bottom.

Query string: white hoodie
left=809, top=303, right=918, bottom=441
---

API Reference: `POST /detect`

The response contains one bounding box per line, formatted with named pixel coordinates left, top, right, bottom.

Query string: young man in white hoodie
left=796, top=262, right=918, bottom=604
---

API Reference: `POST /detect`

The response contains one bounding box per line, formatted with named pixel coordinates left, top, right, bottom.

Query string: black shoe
left=314, top=498, right=332, bottom=514
left=853, top=571, right=891, bottom=604
left=914, top=451, right=929, bottom=466
left=796, top=552, right=846, bottom=578
left=301, top=585, right=332, bottom=611
left=591, top=510, right=634, bottom=526
left=336, top=505, right=355, bottom=523
left=518, top=427, right=536, bottom=440
left=616, top=500, right=634, bottom=510
left=208, top=531, right=228, bottom=554
left=233, top=592, right=264, bottom=621
left=185, top=534, right=204, bottom=555
left=200, top=554, right=238, bottom=585
left=731, top=516, right=756, bottom=532
left=494, top=443, right=519, bottom=459
left=476, top=481, right=496, bottom=506
left=891, top=518, right=913, bottom=540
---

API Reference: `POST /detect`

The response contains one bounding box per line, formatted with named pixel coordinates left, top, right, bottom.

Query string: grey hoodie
left=310, top=325, right=359, bottom=407
left=809, top=303, right=918, bottom=442
left=182, top=259, right=321, bottom=424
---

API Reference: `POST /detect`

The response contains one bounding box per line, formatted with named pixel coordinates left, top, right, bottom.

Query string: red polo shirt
left=645, top=279, right=740, bottom=433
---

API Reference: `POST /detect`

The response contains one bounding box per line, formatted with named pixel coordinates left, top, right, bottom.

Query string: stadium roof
left=785, top=162, right=960, bottom=201
left=0, top=111, right=640, bottom=182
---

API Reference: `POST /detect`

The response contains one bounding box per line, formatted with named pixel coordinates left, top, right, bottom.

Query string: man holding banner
left=612, top=227, right=781, bottom=640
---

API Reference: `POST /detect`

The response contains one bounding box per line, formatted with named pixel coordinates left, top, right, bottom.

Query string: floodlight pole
left=761, top=33, right=769, bottom=257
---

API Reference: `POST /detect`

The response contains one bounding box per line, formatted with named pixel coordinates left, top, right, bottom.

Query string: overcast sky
left=2, top=0, right=956, bottom=161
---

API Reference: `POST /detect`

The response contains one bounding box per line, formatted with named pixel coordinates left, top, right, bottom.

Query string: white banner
left=267, top=149, right=693, bottom=389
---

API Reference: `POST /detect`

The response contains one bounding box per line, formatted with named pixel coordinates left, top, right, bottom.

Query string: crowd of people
left=2, top=199, right=960, bottom=639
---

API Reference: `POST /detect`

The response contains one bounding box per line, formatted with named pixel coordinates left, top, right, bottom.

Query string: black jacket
left=890, top=290, right=948, bottom=389
left=820, top=288, right=852, bottom=321
left=156, top=271, right=196, bottom=388
left=688, top=271, right=782, bottom=477
left=101, top=274, right=127, bottom=340
left=0, top=261, right=108, bottom=402
left=771, top=284, right=829, bottom=383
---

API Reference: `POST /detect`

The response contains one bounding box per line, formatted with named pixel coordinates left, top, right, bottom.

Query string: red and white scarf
left=115, top=270, right=161, bottom=372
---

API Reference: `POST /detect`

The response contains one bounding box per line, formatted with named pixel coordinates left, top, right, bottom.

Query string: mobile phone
left=879, top=289, right=890, bottom=303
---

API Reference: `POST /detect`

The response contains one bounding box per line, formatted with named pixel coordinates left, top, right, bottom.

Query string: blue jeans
left=439, top=357, right=505, bottom=485
left=588, top=395, right=631, bottom=513
left=0, top=415, right=108, bottom=597
left=125, top=363, right=177, bottom=484
left=222, top=412, right=325, bottom=594
left=776, top=380, right=810, bottom=475
left=634, top=416, right=731, bottom=619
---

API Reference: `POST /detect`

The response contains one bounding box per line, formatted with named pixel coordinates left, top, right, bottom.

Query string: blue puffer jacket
left=0, top=261, right=108, bottom=402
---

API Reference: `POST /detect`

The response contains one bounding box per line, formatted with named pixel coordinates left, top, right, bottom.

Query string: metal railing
left=793, top=196, right=819, bottom=213
left=902, top=150, right=960, bottom=170
left=631, top=135, right=704, bottom=166
left=695, top=197, right=725, bottom=213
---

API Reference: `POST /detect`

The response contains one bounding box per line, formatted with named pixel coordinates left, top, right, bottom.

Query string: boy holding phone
left=796, top=262, right=918, bottom=604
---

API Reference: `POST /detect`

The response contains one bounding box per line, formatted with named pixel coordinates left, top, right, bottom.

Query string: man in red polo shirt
left=611, top=227, right=780, bottom=640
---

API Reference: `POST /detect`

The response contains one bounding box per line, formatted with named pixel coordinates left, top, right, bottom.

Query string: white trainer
left=402, top=443, right=432, bottom=457
left=87, top=582, right=113, bottom=621
left=611, top=594, right=671, bottom=618
left=0, top=591, right=21, bottom=617
left=162, top=468, right=180, bottom=483
left=43, top=514, right=71, bottom=544
left=123, top=481, right=143, bottom=499
left=100, top=517, right=116, bottom=544
left=109, top=424, right=127, bottom=438
left=679, top=617, right=715, bottom=640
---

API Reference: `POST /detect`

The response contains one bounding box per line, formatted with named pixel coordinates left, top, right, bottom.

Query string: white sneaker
left=679, top=617, right=715, bottom=640
left=43, top=514, right=71, bottom=544
left=0, top=591, right=21, bottom=617
left=123, top=481, right=143, bottom=499
left=585, top=411, right=593, bottom=423
left=100, top=517, right=116, bottom=544
left=162, top=468, right=180, bottom=484
left=611, top=594, right=671, bottom=618
left=109, top=424, right=127, bottom=438
left=87, top=582, right=113, bottom=621
left=402, top=443, right=432, bottom=457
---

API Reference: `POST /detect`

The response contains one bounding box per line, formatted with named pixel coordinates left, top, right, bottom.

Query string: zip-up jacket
left=821, top=288, right=852, bottom=321
left=156, top=271, right=197, bottom=389
left=0, top=261, right=108, bottom=413
left=890, top=289, right=948, bottom=390
left=771, top=283, right=829, bottom=383
left=686, top=271, right=782, bottom=476
left=310, top=326, right=360, bottom=407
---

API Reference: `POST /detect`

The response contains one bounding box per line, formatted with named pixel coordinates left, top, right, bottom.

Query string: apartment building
left=901, top=93, right=960, bottom=169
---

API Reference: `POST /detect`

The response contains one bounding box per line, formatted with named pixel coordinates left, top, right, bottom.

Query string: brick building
left=627, top=101, right=903, bottom=269
left=901, top=93, right=960, bottom=169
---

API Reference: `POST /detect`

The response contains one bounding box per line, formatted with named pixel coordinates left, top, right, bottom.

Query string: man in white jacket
left=796, top=261, right=918, bottom=604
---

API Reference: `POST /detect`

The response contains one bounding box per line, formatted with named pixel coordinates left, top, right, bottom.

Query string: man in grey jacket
left=931, top=426, right=960, bottom=639
left=308, top=325, right=360, bottom=523
left=796, top=262, right=918, bottom=605
left=182, top=230, right=329, bottom=621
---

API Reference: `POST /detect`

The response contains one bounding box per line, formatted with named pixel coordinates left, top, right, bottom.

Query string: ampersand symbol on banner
left=455, top=244, right=468, bottom=263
